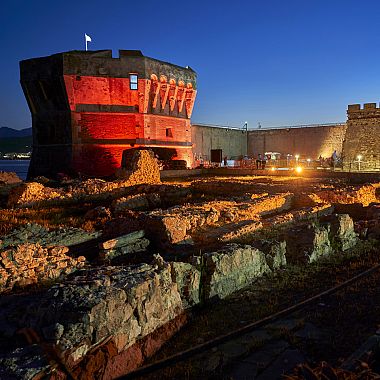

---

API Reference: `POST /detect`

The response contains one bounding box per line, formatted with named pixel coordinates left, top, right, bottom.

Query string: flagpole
left=85, top=34, right=88, bottom=51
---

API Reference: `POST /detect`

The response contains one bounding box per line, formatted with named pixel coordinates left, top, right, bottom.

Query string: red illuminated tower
left=20, top=50, right=197, bottom=178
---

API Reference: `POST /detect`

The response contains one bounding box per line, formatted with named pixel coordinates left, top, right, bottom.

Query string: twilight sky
left=1, top=0, right=380, bottom=130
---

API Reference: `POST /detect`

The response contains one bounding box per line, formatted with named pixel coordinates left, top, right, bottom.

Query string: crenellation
left=347, top=104, right=361, bottom=111
left=364, top=103, right=377, bottom=109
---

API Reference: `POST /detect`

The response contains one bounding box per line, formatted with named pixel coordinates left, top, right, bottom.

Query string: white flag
left=85, top=33, right=92, bottom=42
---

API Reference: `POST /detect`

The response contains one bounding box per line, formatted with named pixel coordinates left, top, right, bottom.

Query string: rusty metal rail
left=118, top=261, right=380, bottom=379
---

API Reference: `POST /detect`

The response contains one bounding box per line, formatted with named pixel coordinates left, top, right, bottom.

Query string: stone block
left=201, top=244, right=271, bottom=300
left=285, top=224, right=332, bottom=264
left=170, top=262, right=201, bottom=308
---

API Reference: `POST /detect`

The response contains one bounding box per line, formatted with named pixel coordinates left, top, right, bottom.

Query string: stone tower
left=342, top=103, right=380, bottom=171
left=20, top=50, right=197, bottom=178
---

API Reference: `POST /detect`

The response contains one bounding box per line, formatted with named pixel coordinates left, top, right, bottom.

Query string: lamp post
left=295, top=154, right=300, bottom=166
left=357, top=154, right=362, bottom=171
left=244, top=121, right=248, bottom=157
left=307, top=158, right=311, bottom=167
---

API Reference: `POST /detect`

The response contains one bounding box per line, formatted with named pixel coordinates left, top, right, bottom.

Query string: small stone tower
left=342, top=103, right=380, bottom=171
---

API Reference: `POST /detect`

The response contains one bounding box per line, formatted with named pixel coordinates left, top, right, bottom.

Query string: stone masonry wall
left=342, top=103, right=380, bottom=171
left=248, top=124, right=346, bottom=159
left=191, top=124, right=247, bottom=162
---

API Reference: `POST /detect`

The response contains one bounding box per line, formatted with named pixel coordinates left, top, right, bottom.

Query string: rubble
left=144, top=193, right=293, bottom=246
left=0, top=171, right=22, bottom=185
left=1, top=175, right=379, bottom=378
left=0, top=223, right=100, bottom=250
left=0, top=262, right=184, bottom=378
left=285, top=224, right=332, bottom=264
left=311, top=184, right=379, bottom=206
left=6, top=149, right=162, bottom=208
left=116, top=149, right=161, bottom=185
left=0, top=243, right=86, bottom=292
left=99, top=230, right=150, bottom=261
left=7, top=182, right=63, bottom=207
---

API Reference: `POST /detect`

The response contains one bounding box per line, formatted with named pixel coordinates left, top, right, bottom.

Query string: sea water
left=0, top=160, right=30, bottom=180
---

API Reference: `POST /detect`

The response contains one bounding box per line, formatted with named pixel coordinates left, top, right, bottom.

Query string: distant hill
left=0, top=127, right=32, bottom=154
left=0, top=127, right=32, bottom=138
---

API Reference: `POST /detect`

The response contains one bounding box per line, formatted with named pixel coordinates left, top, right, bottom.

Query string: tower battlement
left=347, top=103, right=380, bottom=111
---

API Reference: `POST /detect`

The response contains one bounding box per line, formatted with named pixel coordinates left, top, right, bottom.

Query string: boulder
left=0, top=262, right=185, bottom=377
left=325, top=214, right=358, bottom=251
left=99, top=230, right=150, bottom=261
left=199, top=244, right=271, bottom=300
left=285, top=224, right=332, bottom=264
left=252, top=240, right=287, bottom=270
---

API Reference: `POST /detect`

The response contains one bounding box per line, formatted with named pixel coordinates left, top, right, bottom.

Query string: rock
left=0, top=262, right=185, bottom=377
left=170, top=262, right=201, bottom=308
left=83, top=206, right=111, bottom=221
left=112, top=193, right=161, bottom=213
left=116, top=149, right=161, bottom=185
left=7, top=182, right=63, bottom=207
left=200, top=244, right=271, bottom=300
left=325, top=214, right=358, bottom=251
left=0, top=223, right=100, bottom=251
left=285, top=223, right=332, bottom=264
left=99, top=230, right=150, bottom=261
left=0, top=242, right=86, bottom=293
left=0, top=171, right=22, bottom=185
left=0, top=345, right=53, bottom=380
left=311, top=184, right=378, bottom=206
left=253, top=240, right=287, bottom=270
left=143, top=193, right=293, bottom=247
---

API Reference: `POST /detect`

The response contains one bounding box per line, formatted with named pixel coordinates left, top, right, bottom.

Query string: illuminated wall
left=21, top=50, right=196, bottom=178
left=343, top=104, right=380, bottom=171
left=248, top=124, right=347, bottom=159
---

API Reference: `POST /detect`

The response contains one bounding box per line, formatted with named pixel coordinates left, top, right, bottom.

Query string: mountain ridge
left=0, top=127, right=32, bottom=138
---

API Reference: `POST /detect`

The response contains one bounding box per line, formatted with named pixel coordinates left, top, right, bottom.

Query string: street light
left=357, top=154, right=362, bottom=171
left=295, top=154, right=300, bottom=166
left=286, top=154, right=291, bottom=167
left=307, top=158, right=311, bottom=167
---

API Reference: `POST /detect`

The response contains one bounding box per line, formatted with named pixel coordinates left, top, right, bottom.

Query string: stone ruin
left=6, top=149, right=161, bottom=208
left=1, top=176, right=380, bottom=378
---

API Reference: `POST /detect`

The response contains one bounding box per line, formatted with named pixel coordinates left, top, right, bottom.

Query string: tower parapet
left=342, top=103, right=380, bottom=171
left=20, top=50, right=197, bottom=178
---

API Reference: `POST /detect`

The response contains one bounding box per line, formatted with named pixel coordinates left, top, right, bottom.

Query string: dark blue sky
left=1, top=0, right=380, bottom=129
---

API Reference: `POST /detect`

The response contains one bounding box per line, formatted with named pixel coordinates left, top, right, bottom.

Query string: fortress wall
left=191, top=124, right=247, bottom=161
left=343, top=103, right=380, bottom=171
left=248, top=124, right=346, bottom=159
